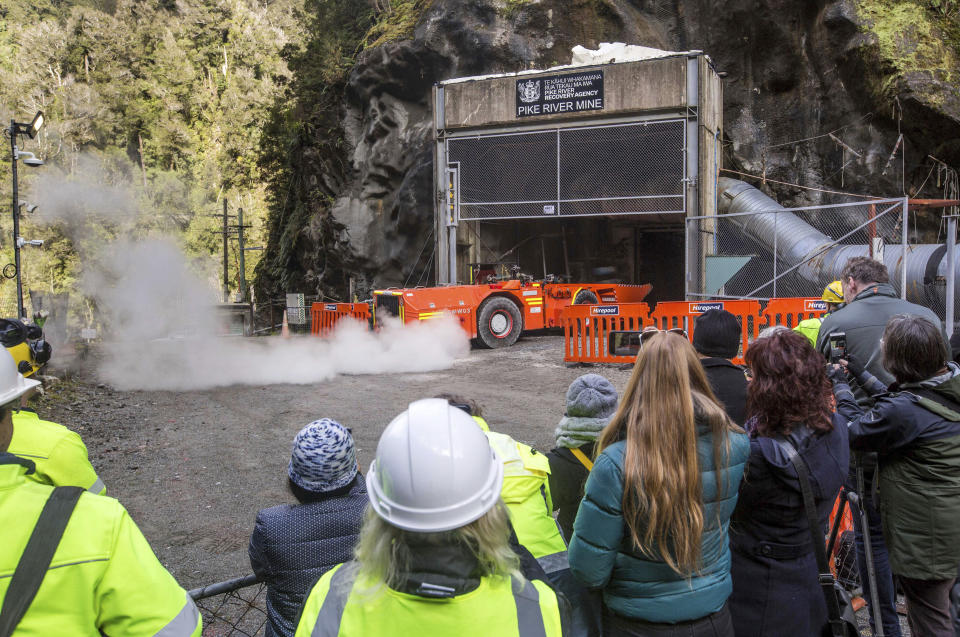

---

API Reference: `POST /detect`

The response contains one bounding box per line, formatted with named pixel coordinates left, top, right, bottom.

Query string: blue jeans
left=852, top=489, right=902, bottom=637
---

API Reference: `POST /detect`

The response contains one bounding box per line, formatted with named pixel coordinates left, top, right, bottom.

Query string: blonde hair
left=352, top=500, right=520, bottom=593
left=597, top=331, right=742, bottom=575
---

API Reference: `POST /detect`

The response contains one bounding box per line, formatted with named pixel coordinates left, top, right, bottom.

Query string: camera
left=828, top=332, right=847, bottom=365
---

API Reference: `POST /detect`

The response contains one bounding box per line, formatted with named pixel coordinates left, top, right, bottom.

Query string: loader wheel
left=573, top=289, right=599, bottom=305
left=477, top=297, right=522, bottom=348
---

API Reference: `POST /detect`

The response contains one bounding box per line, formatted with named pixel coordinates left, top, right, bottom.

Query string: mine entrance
left=446, top=118, right=688, bottom=296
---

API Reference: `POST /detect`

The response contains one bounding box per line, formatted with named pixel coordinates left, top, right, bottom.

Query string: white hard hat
left=366, top=398, right=503, bottom=533
left=0, top=350, right=39, bottom=406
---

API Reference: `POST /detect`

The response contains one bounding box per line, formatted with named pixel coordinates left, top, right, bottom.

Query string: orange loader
left=373, top=270, right=651, bottom=348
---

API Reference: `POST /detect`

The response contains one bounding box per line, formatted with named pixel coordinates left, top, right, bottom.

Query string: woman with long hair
left=568, top=330, right=750, bottom=636
left=728, top=329, right=849, bottom=636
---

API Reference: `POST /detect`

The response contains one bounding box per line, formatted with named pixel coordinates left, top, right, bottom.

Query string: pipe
left=716, top=178, right=956, bottom=313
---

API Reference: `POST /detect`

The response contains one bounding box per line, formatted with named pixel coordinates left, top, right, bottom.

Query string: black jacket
left=546, top=441, right=596, bottom=541
left=728, top=416, right=849, bottom=636
left=700, top=357, right=748, bottom=425
left=249, top=476, right=367, bottom=637
left=816, top=282, right=946, bottom=403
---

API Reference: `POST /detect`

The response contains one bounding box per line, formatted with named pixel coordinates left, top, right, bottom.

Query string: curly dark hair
left=745, top=329, right=834, bottom=436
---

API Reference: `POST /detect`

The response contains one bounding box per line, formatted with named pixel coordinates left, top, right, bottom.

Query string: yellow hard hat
left=822, top=280, right=844, bottom=304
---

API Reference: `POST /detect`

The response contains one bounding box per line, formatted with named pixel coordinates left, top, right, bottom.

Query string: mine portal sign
left=516, top=70, right=604, bottom=118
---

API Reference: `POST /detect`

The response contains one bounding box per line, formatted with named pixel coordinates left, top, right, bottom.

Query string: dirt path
left=37, top=334, right=632, bottom=587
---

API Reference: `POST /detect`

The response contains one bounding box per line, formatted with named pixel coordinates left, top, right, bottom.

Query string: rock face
left=258, top=0, right=960, bottom=298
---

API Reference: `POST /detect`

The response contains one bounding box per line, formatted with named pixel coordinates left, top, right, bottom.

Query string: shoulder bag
left=774, top=438, right=861, bottom=637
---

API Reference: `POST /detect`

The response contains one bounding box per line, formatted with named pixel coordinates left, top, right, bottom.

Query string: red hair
left=745, top=330, right=833, bottom=436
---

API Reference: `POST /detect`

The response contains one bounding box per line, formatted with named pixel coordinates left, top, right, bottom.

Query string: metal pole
left=856, top=457, right=885, bottom=636
left=772, top=211, right=778, bottom=298
left=10, top=122, right=24, bottom=319
left=237, top=207, right=247, bottom=304
left=901, top=198, right=908, bottom=299
left=222, top=198, right=229, bottom=303
left=948, top=214, right=956, bottom=337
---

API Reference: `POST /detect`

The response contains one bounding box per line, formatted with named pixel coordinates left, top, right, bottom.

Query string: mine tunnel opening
left=458, top=217, right=685, bottom=303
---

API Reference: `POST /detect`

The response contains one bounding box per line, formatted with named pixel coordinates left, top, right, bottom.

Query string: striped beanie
left=288, top=418, right=359, bottom=493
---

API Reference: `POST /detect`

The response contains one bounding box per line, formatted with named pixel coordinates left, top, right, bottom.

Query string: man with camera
left=817, top=256, right=946, bottom=403
left=817, top=256, right=946, bottom=637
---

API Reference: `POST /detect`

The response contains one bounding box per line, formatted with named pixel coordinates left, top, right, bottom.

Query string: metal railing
left=189, top=574, right=267, bottom=637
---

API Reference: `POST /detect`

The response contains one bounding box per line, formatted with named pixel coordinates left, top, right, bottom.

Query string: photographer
left=831, top=315, right=960, bottom=637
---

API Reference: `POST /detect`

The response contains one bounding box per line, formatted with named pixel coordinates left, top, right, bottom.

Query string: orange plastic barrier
left=651, top=300, right=761, bottom=365
left=310, top=302, right=371, bottom=336
left=761, top=297, right=827, bottom=330
left=561, top=303, right=652, bottom=364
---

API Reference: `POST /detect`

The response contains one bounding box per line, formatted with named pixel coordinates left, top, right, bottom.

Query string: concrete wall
left=441, top=56, right=689, bottom=130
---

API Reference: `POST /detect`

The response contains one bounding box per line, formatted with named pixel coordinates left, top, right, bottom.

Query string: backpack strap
left=773, top=438, right=847, bottom=637
left=0, top=486, right=84, bottom=637
left=569, top=447, right=593, bottom=471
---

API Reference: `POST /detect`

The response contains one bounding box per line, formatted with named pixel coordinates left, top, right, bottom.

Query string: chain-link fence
left=447, top=119, right=686, bottom=220
left=688, top=194, right=960, bottom=327
left=189, top=575, right=267, bottom=637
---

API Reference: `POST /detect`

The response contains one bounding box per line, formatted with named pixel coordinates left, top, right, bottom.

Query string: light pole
left=7, top=111, right=44, bottom=319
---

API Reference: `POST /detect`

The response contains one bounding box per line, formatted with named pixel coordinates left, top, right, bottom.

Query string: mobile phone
left=828, top=332, right=847, bottom=364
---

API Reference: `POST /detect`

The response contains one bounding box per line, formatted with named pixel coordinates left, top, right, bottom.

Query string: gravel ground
left=36, top=333, right=632, bottom=588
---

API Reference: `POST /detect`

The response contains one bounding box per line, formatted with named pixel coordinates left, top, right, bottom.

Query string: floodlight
left=18, top=202, right=37, bottom=214
left=16, top=237, right=43, bottom=248
left=28, top=112, right=43, bottom=138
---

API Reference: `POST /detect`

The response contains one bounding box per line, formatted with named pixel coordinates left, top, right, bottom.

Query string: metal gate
left=446, top=119, right=687, bottom=221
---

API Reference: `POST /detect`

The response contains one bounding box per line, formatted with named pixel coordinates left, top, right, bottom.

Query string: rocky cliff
left=255, top=0, right=960, bottom=301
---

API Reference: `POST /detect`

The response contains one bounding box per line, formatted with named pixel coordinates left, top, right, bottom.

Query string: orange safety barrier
left=310, top=302, right=371, bottom=337
left=761, top=297, right=827, bottom=330
left=561, top=303, right=652, bottom=364
left=651, top=300, right=762, bottom=365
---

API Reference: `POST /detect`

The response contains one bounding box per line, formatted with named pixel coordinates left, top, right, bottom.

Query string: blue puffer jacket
left=568, top=422, right=750, bottom=623
left=248, top=477, right=367, bottom=637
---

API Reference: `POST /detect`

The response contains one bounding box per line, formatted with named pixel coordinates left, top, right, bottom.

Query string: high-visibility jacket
left=294, top=562, right=562, bottom=637
left=473, top=417, right=568, bottom=571
left=0, top=463, right=201, bottom=636
left=8, top=409, right=106, bottom=494
left=793, top=317, right=823, bottom=347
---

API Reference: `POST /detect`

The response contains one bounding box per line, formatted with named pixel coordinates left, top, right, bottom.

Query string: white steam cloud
left=93, top=239, right=469, bottom=391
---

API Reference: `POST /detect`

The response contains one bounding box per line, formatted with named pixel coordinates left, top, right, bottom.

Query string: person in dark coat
left=693, top=309, right=748, bottom=425
left=546, top=373, right=618, bottom=540
left=248, top=418, right=367, bottom=637
left=728, top=330, right=849, bottom=637
left=833, top=315, right=960, bottom=637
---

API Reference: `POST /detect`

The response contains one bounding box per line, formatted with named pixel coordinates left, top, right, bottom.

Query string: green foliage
left=0, top=0, right=306, bottom=316
left=855, top=0, right=960, bottom=98
left=363, top=0, right=433, bottom=49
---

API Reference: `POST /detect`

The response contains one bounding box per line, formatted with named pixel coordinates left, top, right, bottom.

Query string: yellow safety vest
left=473, top=418, right=568, bottom=570
left=295, top=562, right=562, bottom=637
left=8, top=410, right=105, bottom=494
left=793, top=317, right=823, bottom=347
left=0, top=463, right=200, bottom=636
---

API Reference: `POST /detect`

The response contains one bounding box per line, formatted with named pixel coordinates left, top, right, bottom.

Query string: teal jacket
left=567, top=423, right=749, bottom=623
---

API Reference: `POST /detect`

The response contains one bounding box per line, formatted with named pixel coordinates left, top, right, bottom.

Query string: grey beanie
left=288, top=418, right=359, bottom=493
left=566, top=374, right=618, bottom=419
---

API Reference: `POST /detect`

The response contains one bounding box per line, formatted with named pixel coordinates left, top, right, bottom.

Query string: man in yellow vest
left=436, top=395, right=567, bottom=571
left=0, top=353, right=200, bottom=635
left=295, top=398, right=564, bottom=637
left=1, top=350, right=106, bottom=494
left=794, top=280, right=844, bottom=346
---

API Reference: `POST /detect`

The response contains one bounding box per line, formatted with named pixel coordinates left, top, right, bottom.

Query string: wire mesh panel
left=189, top=575, right=267, bottom=637
left=687, top=199, right=909, bottom=302
left=448, top=119, right=686, bottom=220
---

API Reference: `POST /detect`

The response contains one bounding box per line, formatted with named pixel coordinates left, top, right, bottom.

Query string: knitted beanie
left=566, top=373, right=618, bottom=419
left=288, top=418, right=359, bottom=493
left=692, top=309, right=741, bottom=359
